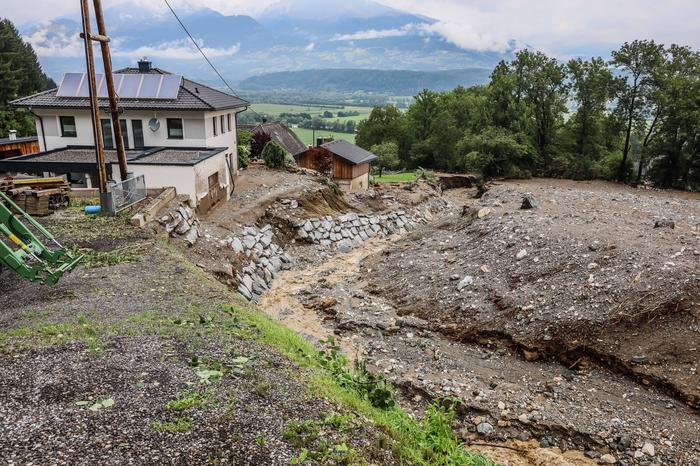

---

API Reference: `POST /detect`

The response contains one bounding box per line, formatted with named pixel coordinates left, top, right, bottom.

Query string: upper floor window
left=212, top=116, right=218, bottom=136
left=59, top=116, right=77, bottom=138
left=220, top=115, right=226, bottom=133
left=227, top=113, right=232, bottom=132
left=167, top=118, right=184, bottom=139
left=132, top=120, right=145, bottom=148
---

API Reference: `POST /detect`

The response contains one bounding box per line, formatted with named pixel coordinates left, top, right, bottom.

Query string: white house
left=4, top=60, right=248, bottom=211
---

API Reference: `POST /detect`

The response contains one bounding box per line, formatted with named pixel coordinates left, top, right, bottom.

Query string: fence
left=106, top=175, right=147, bottom=213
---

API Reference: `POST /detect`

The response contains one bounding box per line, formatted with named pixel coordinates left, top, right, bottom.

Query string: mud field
left=253, top=176, right=699, bottom=465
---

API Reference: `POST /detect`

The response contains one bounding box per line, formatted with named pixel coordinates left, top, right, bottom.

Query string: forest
left=357, top=41, right=700, bottom=190
left=0, top=19, right=55, bottom=138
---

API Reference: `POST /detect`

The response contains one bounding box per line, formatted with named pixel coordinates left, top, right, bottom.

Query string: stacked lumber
left=0, top=177, right=70, bottom=215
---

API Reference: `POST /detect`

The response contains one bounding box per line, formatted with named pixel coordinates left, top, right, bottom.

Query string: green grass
left=153, top=417, right=194, bottom=433
left=373, top=172, right=418, bottom=183
left=290, top=127, right=356, bottom=146
left=250, top=103, right=371, bottom=124
left=166, top=390, right=210, bottom=411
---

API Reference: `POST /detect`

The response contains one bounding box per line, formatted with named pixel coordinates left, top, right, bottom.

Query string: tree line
left=0, top=19, right=55, bottom=138
left=356, top=40, right=700, bottom=190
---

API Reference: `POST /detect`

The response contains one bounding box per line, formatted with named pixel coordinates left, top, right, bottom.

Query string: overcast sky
left=3, top=0, right=699, bottom=56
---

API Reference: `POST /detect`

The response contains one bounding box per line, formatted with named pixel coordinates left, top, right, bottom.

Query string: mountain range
left=19, top=0, right=513, bottom=93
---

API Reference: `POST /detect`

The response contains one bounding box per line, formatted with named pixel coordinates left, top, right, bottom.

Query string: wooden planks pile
left=0, top=177, right=70, bottom=215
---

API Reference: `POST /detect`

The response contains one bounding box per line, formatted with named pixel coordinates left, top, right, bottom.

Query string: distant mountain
left=238, top=68, right=493, bottom=95
left=19, top=1, right=515, bottom=88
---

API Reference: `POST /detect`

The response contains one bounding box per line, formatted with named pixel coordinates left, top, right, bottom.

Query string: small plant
left=256, top=433, right=266, bottom=447
left=317, top=336, right=394, bottom=409
left=166, top=390, right=209, bottom=411
left=283, top=420, right=320, bottom=448
left=238, top=145, right=251, bottom=169
left=254, top=380, right=271, bottom=397
left=153, top=416, right=194, bottom=433
left=415, top=167, right=436, bottom=183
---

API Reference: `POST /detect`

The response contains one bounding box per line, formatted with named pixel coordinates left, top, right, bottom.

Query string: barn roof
left=320, top=139, right=378, bottom=165
left=250, top=121, right=308, bottom=156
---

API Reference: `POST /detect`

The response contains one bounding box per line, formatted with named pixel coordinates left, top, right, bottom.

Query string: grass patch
left=75, top=245, right=144, bottom=268
left=373, top=172, right=418, bottom=183
left=50, top=207, right=134, bottom=242
left=166, top=390, right=210, bottom=411
left=153, top=417, right=194, bottom=433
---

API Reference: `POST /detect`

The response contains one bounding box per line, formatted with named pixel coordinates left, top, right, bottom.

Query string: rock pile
left=230, top=224, right=292, bottom=302
left=295, top=210, right=423, bottom=252
left=159, top=202, right=200, bottom=246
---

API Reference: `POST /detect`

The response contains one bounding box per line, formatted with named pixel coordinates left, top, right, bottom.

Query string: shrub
left=458, top=127, right=536, bottom=179
left=237, top=145, right=251, bottom=169
left=261, top=141, right=288, bottom=168
left=251, top=131, right=272, bottom=159
left=415, top=167, right=436, bottom=183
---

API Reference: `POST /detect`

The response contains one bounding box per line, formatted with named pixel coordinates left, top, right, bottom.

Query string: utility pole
left=92, top=0, right=128, bottom=181
left=79, top=0, right=108, bottom=199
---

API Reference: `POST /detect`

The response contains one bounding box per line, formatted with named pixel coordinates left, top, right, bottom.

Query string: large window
left=220, top=115, right=226, bottom=133
left=167, top=118, right=184, bottom=139
left=132, top=120, right=144, bottom=147
left=100, top=119, right=114, bottom=149
left=59, top=116, right=77, bottom=138
left=119, top=119, right=130, bottom=149
left=212, top=116, right=218, bottom=136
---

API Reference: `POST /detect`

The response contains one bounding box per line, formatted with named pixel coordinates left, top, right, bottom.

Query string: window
left=167, top=118, right=184, bottom=139
left=132, top=120, right=144, bottom=147
left=120, top=119, right=130, bottom=149
left=100, top=119, right=114, bottom=149
left=212, top=116, right=218, bottom=136
left=220, top=115, right=226, bottom=133
left=59, top=116, right=77, bottom=137
left=227, top=113, right=231, bottom=132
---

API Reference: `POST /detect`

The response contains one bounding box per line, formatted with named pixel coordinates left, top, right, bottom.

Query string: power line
left=162, top=0, right=260, bottom=118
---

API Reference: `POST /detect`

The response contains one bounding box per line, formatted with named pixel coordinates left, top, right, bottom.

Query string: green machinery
left=0, top=191, right=82, bottom=286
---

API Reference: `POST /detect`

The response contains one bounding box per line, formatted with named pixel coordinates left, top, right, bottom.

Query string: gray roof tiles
left=253, top=122, right=308, bottom=156
left=321, top=139, right=378, bottom=165
left=10, top=67, right=248, bottom=112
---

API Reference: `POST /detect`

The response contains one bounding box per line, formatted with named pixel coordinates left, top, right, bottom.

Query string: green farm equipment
left=0, top=191, right=82, bottom=286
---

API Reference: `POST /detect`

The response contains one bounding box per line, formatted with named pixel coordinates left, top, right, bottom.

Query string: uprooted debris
left=158, top=200, right=200, bottom=246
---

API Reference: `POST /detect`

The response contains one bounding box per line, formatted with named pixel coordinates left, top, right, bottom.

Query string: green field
left=373, top=172, right=418, bottom=183
left=250, top=103, right=372, bottom=124
left=291, top=127, right=356, bottom=145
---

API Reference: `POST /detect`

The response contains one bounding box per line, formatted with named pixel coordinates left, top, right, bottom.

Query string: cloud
left=112, top=39, right=240, bottom=60
left=304, top=42, right=315, bottom=51
left=23, top=23, right=85, bottom=58
left=331, top=24, right=416, bottom=41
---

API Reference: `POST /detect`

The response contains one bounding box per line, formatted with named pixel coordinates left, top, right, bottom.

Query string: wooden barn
left=296, top=139, right=377, bottom=191
left=0, top=133, right=39, bottom=160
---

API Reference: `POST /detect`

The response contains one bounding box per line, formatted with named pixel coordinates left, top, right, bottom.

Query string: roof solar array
left=56, top=73, right=182, bottom=100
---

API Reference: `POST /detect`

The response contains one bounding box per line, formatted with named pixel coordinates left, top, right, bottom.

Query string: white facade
left=31, top=107, right=240, bottom=209
left=33, top=108, right=238, bottom=175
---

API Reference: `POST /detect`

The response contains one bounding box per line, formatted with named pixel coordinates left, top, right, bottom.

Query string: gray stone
left=320, top=239, right=331, bottom=246
left=476, top=422, right=493, bottom=435
left=260, top=224, right=272, bottom=233
left=242, top=236, right=256, bottom=249
left=242, top=274, right=253, bottom=292
left=270, top=257, right=282, bottom=272
left=521, top=193, right=539, bottom=209
left=237, top=283, right=252, bottom=300
left=303, top=220, right=314, bottom=232
left=231, top=237, right=244, bottom=254
left=599, top=453, right=616, bottom=464
left=457, top=275, right=474, bottom=290
left=516, top=249, right=528, bottom=260
left=260, top=234, right=273, bottom=247
left=297, top=228, right=309, bottom=239
left=243, top=226, right=257, bottom=236
left=641, top=442, right=655, bottom=457
left=337, top=239, right=353, bottom=253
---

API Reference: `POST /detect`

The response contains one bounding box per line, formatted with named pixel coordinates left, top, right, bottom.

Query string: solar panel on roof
left=54, top=73, right=182, bottom=100
left=157, top=75, right=181, bottom=99
left=56, top=73, right=83, bottom=97
left=118, top=74, right=141, bottom=98
left=138, top=75, right=161, bottom=99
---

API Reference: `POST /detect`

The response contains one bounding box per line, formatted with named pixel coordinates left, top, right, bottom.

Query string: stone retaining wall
left=295, top=207, right=436, bottom=252
left=230, top=224, right=292, bottom=302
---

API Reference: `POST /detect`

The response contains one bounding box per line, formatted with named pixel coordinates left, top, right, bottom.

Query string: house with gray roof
left=296, top=139, right=378, bottom=191
left=4, top=59, right=249, bottom=211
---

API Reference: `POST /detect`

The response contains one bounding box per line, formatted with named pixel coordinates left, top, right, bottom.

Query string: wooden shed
left=0, top=134, right=39, bottom=160
left=296, top=140, right=377, bottom=191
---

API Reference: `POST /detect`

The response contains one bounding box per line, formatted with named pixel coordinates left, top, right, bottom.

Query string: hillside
left=238, top=68, right=492, bottom=95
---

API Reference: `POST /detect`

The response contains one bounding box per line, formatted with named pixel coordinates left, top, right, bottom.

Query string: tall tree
left=0, top=19, right=55, bottom=137
left=610, top=40, right=665, bottom=182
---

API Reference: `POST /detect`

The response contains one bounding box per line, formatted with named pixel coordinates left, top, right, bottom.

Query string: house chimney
left=138, top=57, right=152, bottom=73
left=262, top=114, right=268, bottom=124
left=8, top=130, right=17, bottom=141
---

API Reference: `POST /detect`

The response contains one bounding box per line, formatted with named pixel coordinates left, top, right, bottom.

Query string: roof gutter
left=28, top=107, right=47, bottom=151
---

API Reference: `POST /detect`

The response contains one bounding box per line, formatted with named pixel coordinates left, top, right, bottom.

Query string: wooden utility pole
left=92, top=0, right=128, bottom=181
left=79, top=0, right=108, bottom=195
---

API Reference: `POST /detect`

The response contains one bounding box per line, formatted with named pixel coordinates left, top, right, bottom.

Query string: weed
left=153, top=417, right=194, bottom=433
left=255, top=433, right=266, bottom=447
left=283, top=420, right=320, bottom=448
left=254, top=381, right=271, bottom=397
left=75, top=245, right=143, bottom=269
left=165, top=390, right=209, bottom=411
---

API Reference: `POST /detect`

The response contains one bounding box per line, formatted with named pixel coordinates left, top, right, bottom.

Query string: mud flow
left=196, top=167, right=699, bottom=465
